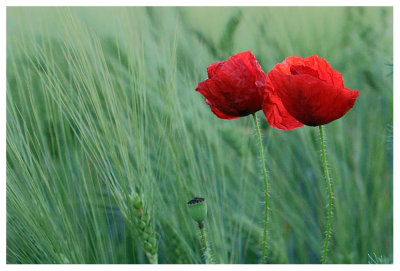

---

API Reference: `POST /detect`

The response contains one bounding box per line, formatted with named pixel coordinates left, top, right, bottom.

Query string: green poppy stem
left=199, top=223, right=208, bottom=251
left=252, top=113, right=269, bottom=264
left=319, top=125, right=333, bottom=264
left=198, top=222, right=212, bottom=264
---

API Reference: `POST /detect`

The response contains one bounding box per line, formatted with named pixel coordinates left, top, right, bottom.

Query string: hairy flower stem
left=199, top=223, right=208, bottom=252
left=252, top=113, right=269, bottom=264
left=319, top=125, right=333, bottom=264
left=198, top=222, right=212, bottom=264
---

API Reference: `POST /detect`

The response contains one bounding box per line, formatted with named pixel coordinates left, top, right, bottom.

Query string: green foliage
left=368, top=253, right=392, bottom=264
left=7, top=7, right=392, bottom=263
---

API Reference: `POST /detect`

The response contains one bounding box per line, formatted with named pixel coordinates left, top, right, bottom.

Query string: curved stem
left=252, top=113, right=269, bottom=264
left=319, top=125, right=333, bottom=264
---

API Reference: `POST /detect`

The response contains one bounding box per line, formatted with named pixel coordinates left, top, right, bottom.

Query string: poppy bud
left=187, top=197, right=207, bottom=223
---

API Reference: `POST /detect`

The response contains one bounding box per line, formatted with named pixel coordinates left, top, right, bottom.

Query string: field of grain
left=6, top=7, right=393, bottom=264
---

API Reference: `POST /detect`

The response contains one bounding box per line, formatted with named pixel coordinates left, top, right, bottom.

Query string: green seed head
left=143, top=241, right=153, bottom=251
left=187, top=197, right=207, bottom=223
left=149, top=236, right=157, bottom=247
left=140, top=231, right=149, bottom=240
left=139, top=220, right=147, bottom=230
left=141, top=212, right=149, bottom=222
left=132, top=195, right=142, bottom=209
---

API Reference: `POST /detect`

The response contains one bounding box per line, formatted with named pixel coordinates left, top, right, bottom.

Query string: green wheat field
left=6, top=6, right=393, bottom=264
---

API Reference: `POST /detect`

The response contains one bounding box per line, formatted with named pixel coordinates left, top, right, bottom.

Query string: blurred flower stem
left=319, top=125, right=333, bottom=264
left=252, top=113, right=269, bottom=264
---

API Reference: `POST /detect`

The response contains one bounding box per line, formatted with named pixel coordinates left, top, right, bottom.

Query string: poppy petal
left=290, top=65, right=319, bottom=78
left=207, top=101, right=239, bottom=120
left=207, top=61, right=224, bottom=78
left=303, top=55, right=344, bottom=87
left=196, top=79, right=239, bottom=117
left=269, top=70, right=359, bottom=126
left=195, top=51, right=267, bottom=120
left=262, top=92, right=305, bottom=130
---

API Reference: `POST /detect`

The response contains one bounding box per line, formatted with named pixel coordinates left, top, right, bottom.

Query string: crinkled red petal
left=269, top=70, right=359, bottom=126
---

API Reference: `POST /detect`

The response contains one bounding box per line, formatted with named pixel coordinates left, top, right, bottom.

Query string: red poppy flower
left=263, top=55, right=359, bottom=129
left=195, top=51, right=267, bottom=120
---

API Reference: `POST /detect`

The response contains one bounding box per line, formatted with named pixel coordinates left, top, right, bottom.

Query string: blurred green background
left=6, top=7, right=393, bottom=264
